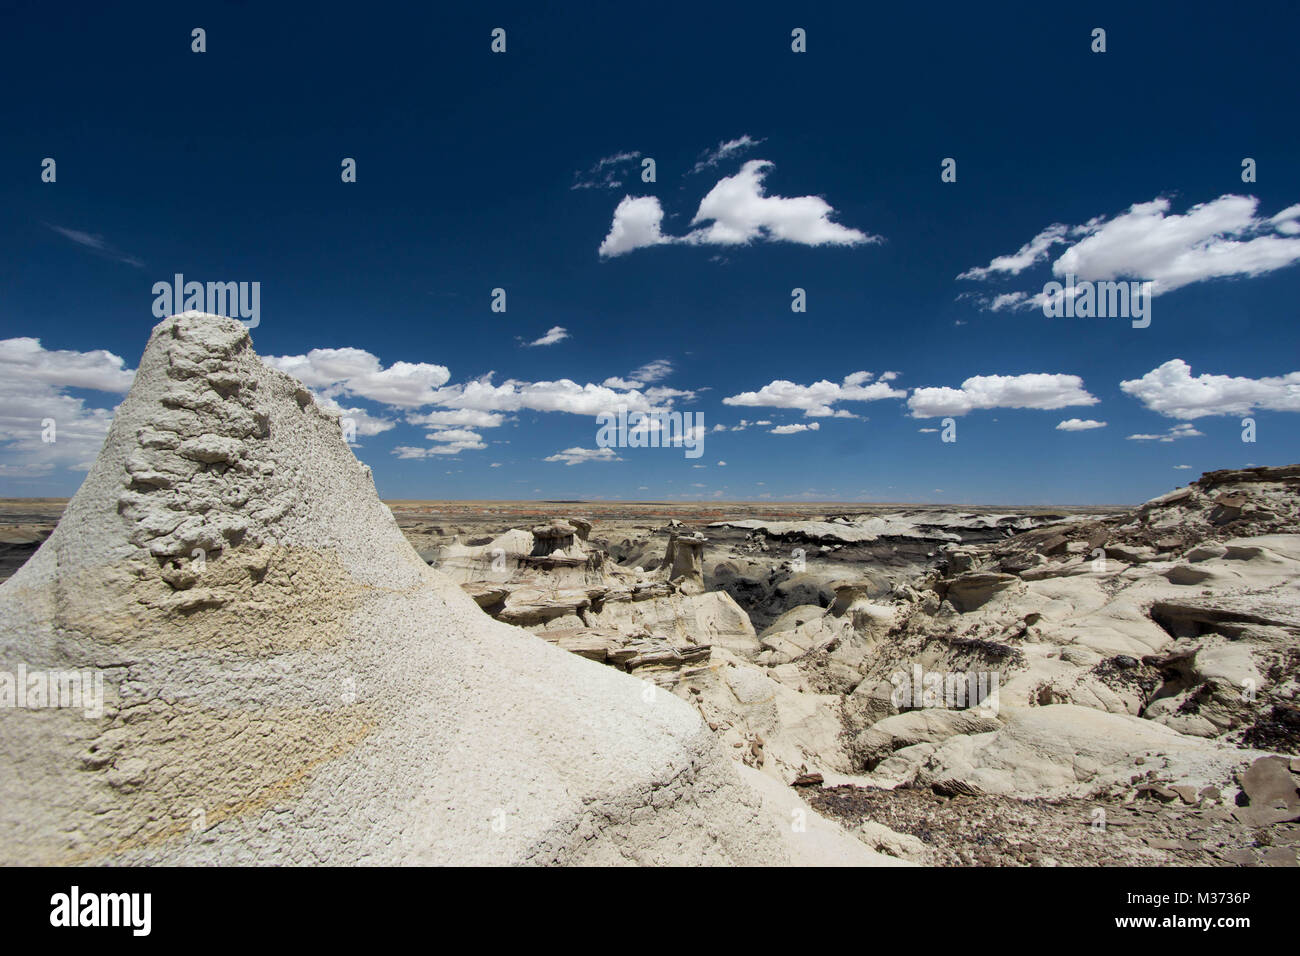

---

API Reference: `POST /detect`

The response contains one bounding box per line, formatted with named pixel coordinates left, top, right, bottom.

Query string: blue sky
left=2, top=1, right=1298, bottom=504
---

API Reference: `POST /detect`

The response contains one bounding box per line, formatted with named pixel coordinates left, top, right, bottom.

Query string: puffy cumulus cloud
left=524, top=326, right=569, bottom=347
left=269, top=343, right=694, bottom=428
left=961, top=195, right=1300, bottom=310
left=685, top=161, right=878, bottom=249
left=690, top=135, right=764, bottom=175
left=0, top=338, right=134, bottom=478
left=907, top=373, right=1099, bottom=418
left=435, top=374, right=690, bottom=417
left=1056, top=418, right=1107, bottom=431
left=599, top=196, right=673, bottom=258
left=1055, top=197, right=1300, bottom=295
left=1126, top=423, right=1204, bottom=442
left=392, top=427, right=488, bottom=458
left=724, top=371, right=905, bottom=417
left=0, top=337, right=135, bottom=393
left=424, top=428, right=483, bottom=444
left=1120, top=359, right=1300, bottom=419
left=405, top=408, right=507, bottom=430
left=262, top=347, right=451, bottom=408
left=770, top=422, right=820, bottom=435
left=599, top=160, right=878, bottom=257
left=544, top=446, right=622, bottom=466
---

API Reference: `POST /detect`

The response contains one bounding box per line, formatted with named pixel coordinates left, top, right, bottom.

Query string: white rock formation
left=0, top=313, right=868, bottom=865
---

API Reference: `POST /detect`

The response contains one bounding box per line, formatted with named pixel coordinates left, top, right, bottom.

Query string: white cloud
left=630, top=359, right=672, bottom=383
left=599, top=196, right=673, bottom=257
left=908, top=373, right=1099, bottom=418
left=961, top=195, right=1300, bottom=309
left=1120, top=359, right=1300, bottom=419
left=1173, top=464, right=1192, bottom=470
left=715, top=419, right=774, bottom=432
left=1126, top=423, right=1204, bottom=442
left=263, top=347, right=451, bottom=408
left=544, top=447, right=623, bottom=466
left=0, top=337, right=135, bottom=393
left=0, top=337, right=132, bottom=477
left=602, top=376, right=642, bottom=390
left=602, top=361, right=671, bottom=391
left=571, top=151, right=641, bottom=190
left=689, top=135, right=764, bottom=174
left=525, top=326, right=569, bottom=347
left=269, top=343, right=692, bottom=432
left=1272, top=203, right=1300, bottom=234
left=392, top=426, right=488, bottom=458
left=770, top=422, right=820, bottom=435
left=393, top=444, right=467, bottom=459
left=717, top=460, right=726, bottom=466
left=724, top=371, right=905, bottom=417
left=425, top=428, right=483, bottom=444
left=685, top=161, right=878, bottom=249
left=47, top=224, right=144, bottom=268
left=405, top=408, right=506, bottom=429
left=1056, top=418, right=1107, bottom=431
left=436, top=375, right=682, bottom=417
left=958, top=224, right=1072, bottom=280
left=599, top=160, right=877, bottom=257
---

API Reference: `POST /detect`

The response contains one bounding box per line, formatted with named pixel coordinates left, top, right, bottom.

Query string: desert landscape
left=1, top=314, right=1296, bottom=867
left=3, top=4, right=1299, bottom=911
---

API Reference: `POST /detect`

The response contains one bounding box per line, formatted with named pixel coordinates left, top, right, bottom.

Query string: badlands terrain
left=1, top=314, right=1297, bottom=866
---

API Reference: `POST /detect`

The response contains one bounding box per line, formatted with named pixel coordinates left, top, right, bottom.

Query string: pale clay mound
left=0, top=312, right=893, bottom=865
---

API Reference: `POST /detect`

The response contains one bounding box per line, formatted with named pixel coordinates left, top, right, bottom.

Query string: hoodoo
left=0, top=313, right=866, bottom=865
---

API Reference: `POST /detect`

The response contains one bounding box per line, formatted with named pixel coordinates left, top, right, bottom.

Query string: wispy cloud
left=1126, top=423, right=1204, bottom=442
left=689, top=134, right=764, bottom=174
left=571, top=151, right=642, bottom=190
left=524, top=326, right=570, bottom=347
left=47, top=224, right=145, bottom=268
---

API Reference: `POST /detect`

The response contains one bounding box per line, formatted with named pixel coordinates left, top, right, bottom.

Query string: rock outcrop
left=0, top=314, right=881, bottom=865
